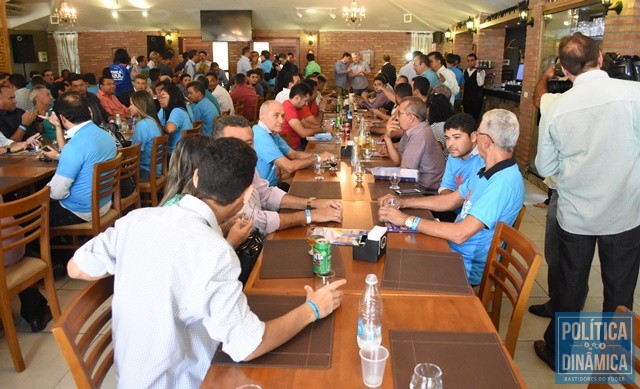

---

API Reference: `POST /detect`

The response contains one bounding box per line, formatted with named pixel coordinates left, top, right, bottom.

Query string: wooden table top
left=202, top=294, right=526, bottom=388
left=0, top=155, right=57, bottom=195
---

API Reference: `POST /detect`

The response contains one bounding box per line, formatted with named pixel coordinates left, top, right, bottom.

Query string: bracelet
left=19, top=124, right=27, bottom=131
left=306, top=300, right=320, bottom=321
left=410, top=216, right=421, bottom=231
left=305, top=209, right=312, bottom=225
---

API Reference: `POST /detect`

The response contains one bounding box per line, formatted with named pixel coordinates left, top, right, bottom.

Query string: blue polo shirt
left=57, top=122, right=117, bottom=213
left=449, top=158, right=525, bottom=285
left=252, top=122, right=292, bottom=186
left=158, top=107, right=191, bottom=154
left=420, top=69, right=440, bottom=89
left=440, top=147, right=484, bottom=193
left=191, top=97, right=218, bottom=136
left=450, top=66, right=464, bottom=102
left=131, top=117, right=162, bottom=175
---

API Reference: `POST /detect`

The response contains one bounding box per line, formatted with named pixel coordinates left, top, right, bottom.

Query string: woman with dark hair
left=130, top=91, right=163, bottom=182
left=109, top=47, right=139, bottom=106
left=427, top=93, right=456, bottom=152
left=157, top=84, right=192, bottom=155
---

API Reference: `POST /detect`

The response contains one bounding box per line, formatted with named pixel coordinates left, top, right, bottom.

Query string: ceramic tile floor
left=1, top=179, right=637, bottom=388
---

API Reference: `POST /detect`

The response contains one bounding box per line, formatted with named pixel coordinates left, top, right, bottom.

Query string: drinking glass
left=363, top=145, right=373, bottom=161
left=360, top=345, right=389, bottom=388
left=328, top=156, right=339, bottom=172
left=409, top=363, right=443, bottom=389
left=354, top=164, right=365, bottom=183
left=389, top=171, right=401, bottom=190
left=306, top=226, right=324, bottom=255
left=315, top=270, right=336, bottom=290
left=385, top=196, right=400, bottom=209
left=314, top=162, right=325, bottom=180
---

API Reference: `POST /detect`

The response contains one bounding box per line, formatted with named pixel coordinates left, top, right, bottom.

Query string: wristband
left=19, top=124, right=27, bottom=131
left=410, top=216, right=421, bottom=231
left=305, top=209, right=312, bottom=225
left=306, top=300, right=320, bottom=321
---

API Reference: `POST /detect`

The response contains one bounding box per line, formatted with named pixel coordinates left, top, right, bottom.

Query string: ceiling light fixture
left=466, top=16, right=477, bottom=34
left=444, top=28, right=454, bottom=42
left=142, top=10, right=149, bottom=17
left=111, top=11, right=118, bottom=19
left=50, top=2, right=78, bottom=27
left=329, top=9, right=337, bottom=19
left=518, top=2, right=534, bottom=27
left=296, top=8, right=303, bottom=18
left=343, top=0, right=365, bottom=26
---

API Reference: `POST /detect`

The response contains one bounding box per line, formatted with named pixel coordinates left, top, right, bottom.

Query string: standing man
left=413, top=54, right=440, bottom=91
left=333, top=52, right=352, bottom=95
left=237, top=47, right=253, bottom=75
left=348, top=52, right=371, bottom=97
left=463, top=53, right=485, bottom=122
left=304, top=53, right=321, bottom=78
left=260, top=50, right=275, bottom=91
left=197, top=51, right=212, bottom=75
left=446, top=54, right=464, bottom=111
left=533, top=33, right=640, bottom=370
left=427, top=51, right=459, bottom=106
left=0, top=85, right=38, bottom=141
left=187, top=81, right=219, bottom=136
left=398, top=51, right=421, bottom=82
left=379, top=54, right=397, bottom=87
left=184, top=50, right=197, bottom=79
left=66, top=136, right=345, bottom=388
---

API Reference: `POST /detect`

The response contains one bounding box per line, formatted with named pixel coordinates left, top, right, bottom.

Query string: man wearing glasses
left=378, top=109, right=524, bottom=286
left=381, top=97, right=445, bottom=192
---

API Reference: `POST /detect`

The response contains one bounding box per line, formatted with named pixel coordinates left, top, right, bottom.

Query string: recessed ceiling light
left=142, top=10, right=149, bottom=17
left=111, top=11, right=118, bottom=19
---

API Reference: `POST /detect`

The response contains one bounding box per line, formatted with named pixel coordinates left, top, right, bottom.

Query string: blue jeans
left=543, top=222, right=640, bottom=349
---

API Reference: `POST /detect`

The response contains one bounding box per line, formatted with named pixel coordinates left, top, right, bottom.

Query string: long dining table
left=0, top=154, right=57, bottom=195
left=203, top=130, right=526, bottom=388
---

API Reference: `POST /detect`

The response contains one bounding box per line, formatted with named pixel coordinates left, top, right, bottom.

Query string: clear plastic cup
left=360, top=345, right=389, bottom=388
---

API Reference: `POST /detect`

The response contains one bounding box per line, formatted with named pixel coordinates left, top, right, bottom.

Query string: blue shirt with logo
left=158, top=108, right=192, bottom=154
left=252, top=123, right=292, bottom=186
left=191, top=98, right=219, bottom=136
left=131, top=117, right=162, bottom=176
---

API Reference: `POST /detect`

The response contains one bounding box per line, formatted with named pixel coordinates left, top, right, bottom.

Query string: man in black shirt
left=0, top=85, right=38, bottom=141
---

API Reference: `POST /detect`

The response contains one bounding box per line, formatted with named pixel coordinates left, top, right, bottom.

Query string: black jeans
left=543, top=222, right=640, bottom=350
left=49, top=200, right=85, bottom=227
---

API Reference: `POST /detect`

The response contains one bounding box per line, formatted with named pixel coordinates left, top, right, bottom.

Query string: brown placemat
left=289, top=181, right=342, bottom=199
left=367, top=181, right=422, bottom=201
left=370, top=203, right=435, bottom=227
left=362, top=159, right=397, bottom=169
left=389, top=330, right=520, bottom=389
left=213, top=295, right=334, bottom=368
left=260, top=239, right=346, bottom=279
left=381, top=248, right=473, bottom=295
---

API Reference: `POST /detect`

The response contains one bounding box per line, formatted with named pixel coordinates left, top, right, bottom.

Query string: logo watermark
left=555, top=312, right=634, bottom=384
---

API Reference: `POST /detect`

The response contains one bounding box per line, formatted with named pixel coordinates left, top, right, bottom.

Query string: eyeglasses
left=477, top=132, right=494, bottom=143
left=397, top=111, right=416, bottom=118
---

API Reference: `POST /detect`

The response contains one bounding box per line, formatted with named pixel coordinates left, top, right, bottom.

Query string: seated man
left=214, top=115, right=342, bottom=236
left=411, top=76, right=431, bottom=104
left=187, top=81, right=219, bottom=136
left=177, top=73, right=191, bottom=98
left=253, top=100, right=334, bottom=189
left=382, top=97, right=445, bottom=192
left=66, top=137, right=346, bottom=388
left=0, top=85, right=38, bottom=141
left=207, top=72, right=234, bottom=114
left=378, top=109, right=524, bottom=286
left=281, top=83, right=322, bottom=151
left=68, top=73, right=108, bottom=125
left=96, top=76, right=129, bottom=117
left=369, top=82, right=413, bottom=132
left=439, top=113, right=484, bottom=195
left=246, top=69, right=265, bottom=97
left=46, top=93, right=117, bottom=226
left=361, top=75, right=394, bottom=112
left=298, top=79, right=329, bottom=128
left=275, top=73, right=300, bottom=104
left=230, top=73, right=257, bottom=121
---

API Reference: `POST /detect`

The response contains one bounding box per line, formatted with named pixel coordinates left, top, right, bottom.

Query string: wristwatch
left=404, top=216, right=415, bottom=230
left=307, top=197, right=316, bottom=209
left=4, top=145, right=11, bottom=154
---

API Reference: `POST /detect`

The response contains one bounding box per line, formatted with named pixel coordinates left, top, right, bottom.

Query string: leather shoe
left=529, top=303, right=552, bottom=318
left=534, top=340, right=555, bottom=371
left=25, top=307, right=52, bottom=333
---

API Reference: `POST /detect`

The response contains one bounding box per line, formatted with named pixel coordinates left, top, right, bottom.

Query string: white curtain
left=411, top=32, right=433, bottom=54
left=54, top=32, right=80, bottom=74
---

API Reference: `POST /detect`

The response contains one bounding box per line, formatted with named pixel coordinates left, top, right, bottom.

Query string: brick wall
left=453, top=32, right=474, bottom=57
left=602, top=0, right=640, bottom=54
left=476, top=27, right=505, bottom=85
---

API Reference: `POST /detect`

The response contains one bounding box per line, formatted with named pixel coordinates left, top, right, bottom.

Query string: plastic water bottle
left=357, top=274, right=383, bottom=349
left=114, top=114, right=122, bottom=131
left=351, top=139, right=360, bottom=167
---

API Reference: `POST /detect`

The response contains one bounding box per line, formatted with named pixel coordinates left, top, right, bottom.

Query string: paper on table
left=369, top=167, right=418, bottom=182
left=310, top=227, right=368, bottom=246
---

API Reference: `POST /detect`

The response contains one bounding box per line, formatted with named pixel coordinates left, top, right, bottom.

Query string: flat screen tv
left=515, top=64, right=525, bottom=81
left=201, top=11, right=252, bottom=42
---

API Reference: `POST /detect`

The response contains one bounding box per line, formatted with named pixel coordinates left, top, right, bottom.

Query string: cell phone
left=42, top=146, right=52, bottom=152
left=395, top=188, right=422, bottom=197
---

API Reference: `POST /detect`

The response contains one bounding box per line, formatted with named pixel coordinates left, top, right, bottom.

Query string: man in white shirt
left=427, top=51, right=460, bottom=106
left=67, top=136, right=346, bottom=388
left=398, top=51, right=422, bottom=82
left=275, top=73, right=300, bottom=104
left=207, top=72, right=234, bottom=114
left=237, top=47, right=253, bottom=75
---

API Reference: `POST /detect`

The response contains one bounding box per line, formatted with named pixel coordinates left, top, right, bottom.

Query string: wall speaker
left=147, top=35, right=166, bottom=56
left=433, top=31, right=444, bottom=44
left=10, top=34, right=37, bottom=63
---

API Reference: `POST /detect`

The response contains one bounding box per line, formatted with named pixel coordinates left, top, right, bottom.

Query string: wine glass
left=314, top=162, right=325, bottom=180
left=385, top=196, right=400, bottom=209
left=328, top=156, right=339, bottom=172
left=389, top=171, right=401, bottom=190
left=354, top=164, right=365, bottom=183
left=409, top=363, right=443, bottom=389
left=362, top=144, right=372, bottom=162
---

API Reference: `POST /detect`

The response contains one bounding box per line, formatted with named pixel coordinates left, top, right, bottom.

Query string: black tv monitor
left=200, top=11, right=252, bottom=42
left=515, top=64, right=525, bottom=81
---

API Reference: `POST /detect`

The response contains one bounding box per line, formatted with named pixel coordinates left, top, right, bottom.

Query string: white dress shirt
left=212, top=84, right=235, bottom=114
left=275, top=88, right=291, bottom=104
left=73, top=195, right=265, bottom=388
left=437, top=67, right=460, bottom=105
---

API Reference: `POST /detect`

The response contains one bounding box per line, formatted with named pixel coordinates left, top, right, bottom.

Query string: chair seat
left=139, top=175, right=166, bottom=191
left=50, top=209, right=119, bottom=232
left=5, top=257, right=48, bottom=290
left=121, top=191, right=140, bottom=209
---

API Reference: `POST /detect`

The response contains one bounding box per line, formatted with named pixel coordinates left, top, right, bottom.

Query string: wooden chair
left=50, top=154, right=122, bottom=250
left=118, top=144, right=141, bottom=213
left=513, top=205, right=526, bottom=231
left=181, top=128, right=201, bottom=138
left=251, top=95, right=265, bottom=125
left=53, top=276, right=114, bottom=389
left=587, top=306, right=640, bottom=389
left=477, top=221, right=543, bottom=358
left=192, top=120, right=203, bottom=131
left=140, top=135, right=169, bottom=207
left=221, top=109, right=231, bottom=116
left=233, top=100, right=245, bottom=117
left=0, top=187, right=61, bottom=371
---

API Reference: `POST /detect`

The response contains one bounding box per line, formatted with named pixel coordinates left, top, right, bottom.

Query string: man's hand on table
left=304, top=279, right=347, bottom=319
left=310, top=206, right=342, bottom=224
left=378, top=205, right=409, bottom=227
left=311, top=199, right=342, bottom=211
left=318, top=151, right=335, bottom=162
left=378, top=194, right=402, bottom=207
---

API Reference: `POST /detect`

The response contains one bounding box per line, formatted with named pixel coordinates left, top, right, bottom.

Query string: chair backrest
left=233, top=100, right=245, bottom=116
left=252, top=95, right=265, bottom=123
left=512, top=205, right=526, bottom=231
left=586, top=306, right=640, bottom=389
left=0, top=187, right=51, bottom=278
left=478, top=221, right=542, bottom=358
left=192, top=120, right=203, bottom=131
left=181, top=128, right=201, bottom=138
left=118, top=144, right=141, bottom=210
left=53, top=276, right=114, bottom=389
left=91, top=154, right=122, bottom=234
left=146, top=135, right=169, bottom=206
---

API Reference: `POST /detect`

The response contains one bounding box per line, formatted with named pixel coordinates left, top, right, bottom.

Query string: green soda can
left=312, top=239, right=332, bottom=275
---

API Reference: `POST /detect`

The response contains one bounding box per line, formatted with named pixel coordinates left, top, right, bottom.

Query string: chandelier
left=52, top=2, right=78, bottom=27
left=343, top=0, right=365, bottom=26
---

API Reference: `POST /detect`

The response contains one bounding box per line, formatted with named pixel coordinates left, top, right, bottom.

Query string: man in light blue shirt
left=187, top=81, right=219, bottom=136
left=413, top=54, right=440, bottom=91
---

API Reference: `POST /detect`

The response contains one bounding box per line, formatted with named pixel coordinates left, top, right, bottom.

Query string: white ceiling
left=7, top=0, right=518, bottom=33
